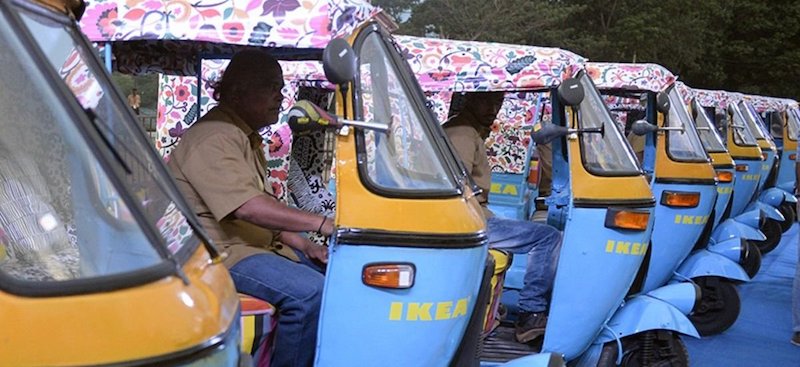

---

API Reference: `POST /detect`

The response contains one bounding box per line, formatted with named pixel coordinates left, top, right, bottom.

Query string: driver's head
left=214, top=50, right=285, bottom=130
left=463, top=91, right=505, bottom=127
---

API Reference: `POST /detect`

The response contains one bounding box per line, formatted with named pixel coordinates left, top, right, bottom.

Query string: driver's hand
left=304, top=242, right=329, bottom=264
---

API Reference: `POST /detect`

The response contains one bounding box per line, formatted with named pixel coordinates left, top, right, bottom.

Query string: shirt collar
left=445, top=108, right=491, bottom=139
left=202, top=104, right=263, bottom=148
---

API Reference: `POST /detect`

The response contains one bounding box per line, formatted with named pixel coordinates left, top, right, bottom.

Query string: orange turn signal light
left=735, top=164, right=749, bottom=172
left=716, top=171, right=733, bottom=183
left=790, top=153, right=797, bottom=161
left=661, top=191, right=701, bottom=208
left=362, top=263, right=415, bottom=289
left=604, top=209, right=650, bottom=231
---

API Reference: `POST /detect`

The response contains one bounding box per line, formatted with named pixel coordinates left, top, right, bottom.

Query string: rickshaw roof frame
left=394, top=34, right=586, bottom=93
left=742, top=94, right=797, bottom=114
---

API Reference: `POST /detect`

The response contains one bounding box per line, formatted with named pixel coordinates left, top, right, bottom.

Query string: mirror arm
left=568, top=127, right=603, bottom=134
left=340, top=118, right=390, bottom=133
left=659, top=126, right=685, bottom=132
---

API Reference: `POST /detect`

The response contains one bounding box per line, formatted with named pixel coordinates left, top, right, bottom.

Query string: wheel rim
left=689, top=277, right=740, bottom=336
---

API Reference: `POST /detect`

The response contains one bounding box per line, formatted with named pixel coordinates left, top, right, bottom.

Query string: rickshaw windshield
left=738, top=101, right=768, bottom=140
left=0, top=4, right=198, bottom=284
left=693, top=100, right=727, bottom=153
left=666, top=88, right=708, bottom=162
left=730, top=103, right=759, bottom=146
left=577, top=73, right=641, bottom=176
left=788, top=108, right=800, bottom=142
left=355, top=31, right=458, bottom=195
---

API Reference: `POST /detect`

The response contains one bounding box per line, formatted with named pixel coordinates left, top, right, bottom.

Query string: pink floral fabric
left=395, top=35, right=584, bottom=92
left=586, top=62, right=676, bottom=93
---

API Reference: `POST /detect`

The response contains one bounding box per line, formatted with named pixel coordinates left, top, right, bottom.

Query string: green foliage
left=110, top=72, right=159, bottom=113
left=391, top=0, right=799, bottom=100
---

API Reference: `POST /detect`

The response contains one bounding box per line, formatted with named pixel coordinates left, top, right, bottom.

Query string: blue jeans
left=229, top=253, right=324, bottom=367
left=487, top=216, right=562, bottom=313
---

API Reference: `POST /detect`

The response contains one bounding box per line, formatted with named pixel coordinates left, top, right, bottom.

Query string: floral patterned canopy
left=79, top=0, right=382, bottom=75
left=394, top=35, right=585, bottom=92
left=693, top=88, right=740, bottom=110
left=742, top=94, right=796, bottom=113
left=586, top=62, right=676, bottom=93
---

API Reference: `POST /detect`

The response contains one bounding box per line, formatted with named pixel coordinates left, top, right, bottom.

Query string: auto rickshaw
left=742, top=94, right=798, bottom=218
left=80, top=1, right=565, bottom=366
left=397, top=36, right=699, bottom=366
left=693, top=88, right=788, bottom=254
left=0, top=0, right=244, bottom=365
left=587, top=62, right=752, bottom=336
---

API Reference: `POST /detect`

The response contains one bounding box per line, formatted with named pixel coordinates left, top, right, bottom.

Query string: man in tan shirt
left=444, top=92, right=562, bottom=343
left=167, top=50, right=333, bottom=367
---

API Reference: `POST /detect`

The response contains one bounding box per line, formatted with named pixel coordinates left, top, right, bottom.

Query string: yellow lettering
left=490, top=183, right=502, bottom=194
left=502, top=185, right=518, bottom=195
left=452, top=298, right=469, bottom=318
left=682, top=216, right=694, bottom=225
left=641, top=243, right=648, bottom=254
left=389, top=302, right=403, bottom=321
left=632, top=242, right=642, bottom=255
left=606, top=240, right=615, bottom=253
left=674, top=215, right=682, bottom=224
left=615, top=241, right=631, bottom=254
left=407, top=303, right=433, bottom=321
left=435, top=301, right=453, bottom=320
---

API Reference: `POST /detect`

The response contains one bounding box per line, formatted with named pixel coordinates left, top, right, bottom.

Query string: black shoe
left=792, top=332, right=800, bottom=346
left=515, top=311, right=547, bottom=343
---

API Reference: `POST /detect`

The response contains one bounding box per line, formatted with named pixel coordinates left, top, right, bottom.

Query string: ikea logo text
left=490, top=183, right=518, bottom=196
left=605, top=240, right=648, bottom=256
left=717, top=187, right=733, bottom=195
left=674, top=215, right=709, bottom=225
left=741, top=174, right=760, bottom=181
left=389, top=298, right=470, bottom=321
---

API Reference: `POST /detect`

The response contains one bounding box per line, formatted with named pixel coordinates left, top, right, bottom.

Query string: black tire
left=778, top=202, right=795, bottom=232
left=740, top=240, right=762, bottom=279
left=754, top=218, right=782, bottom=254
left=689, top=276, right=741, bottom=336
left=598, top=330, right=689, bottom=367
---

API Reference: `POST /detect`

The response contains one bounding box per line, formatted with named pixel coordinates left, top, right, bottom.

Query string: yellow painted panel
left=0, top=246, right=239, bottom=365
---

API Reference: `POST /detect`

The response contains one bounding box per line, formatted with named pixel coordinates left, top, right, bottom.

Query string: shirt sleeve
left=179, top=133, right=265, bottom=221
left=446, top=126, right=480, bottom=175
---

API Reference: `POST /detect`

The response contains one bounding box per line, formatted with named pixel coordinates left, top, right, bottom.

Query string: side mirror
left=656, top=92, right=671, bottom=114
left=287, top=100, right=389, bottom=133
left=631, top=120, right=658, bottom=136
left=557, top=78, right=584, bottom=107
left=322, top=38, right=357, bottom=85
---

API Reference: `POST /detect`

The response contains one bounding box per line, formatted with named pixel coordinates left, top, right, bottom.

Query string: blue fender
left=746, top=201, right=785, bottom=221
left=776, top=181, right=796, bottom=197
left=705, top=237, right=745, bottom=263
left=712, top=218, right=765, bottom=242
left=597, top=284, right=700, bottom=344
left=674, top=249, right=750, bottom=282
left=731, top=208, right=762, bottom=230
left=781, top=189, right=797, bottom=203
left=759, top=187, right=789, bottom=207
left=489, top=353, right=565, bottom=367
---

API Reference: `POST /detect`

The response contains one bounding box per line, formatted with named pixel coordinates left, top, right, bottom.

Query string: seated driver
left=444, top=91, right=562, bottom=343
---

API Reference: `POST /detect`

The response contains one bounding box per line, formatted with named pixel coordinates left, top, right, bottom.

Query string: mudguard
left=776, top=181, right=796, bottom=196
left=712, top=217, right=765, bottom=242
left=732, top=208, right=762, bottom=230
left=674, top=249, right=750, bottom=282
left=759, top=187, right=789, bottom=207
left=780, top=189, right=798, bottom=203
left=746, top=201, right=785, bottom=221
left=705, top=237, right=745, bottom=263
left=596, top=284, right=700, bottom=344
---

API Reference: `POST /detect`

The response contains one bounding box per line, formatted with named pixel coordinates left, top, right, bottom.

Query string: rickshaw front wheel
left=753, top=218, right=782, bottom=254
left=778, top=202, right=795, bottom=232
left=688, top=276, right=740, bottom=336
left=597, top=330, right=688, bottom=367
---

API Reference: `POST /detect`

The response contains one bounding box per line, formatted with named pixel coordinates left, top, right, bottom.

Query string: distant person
left=127, top=88, right=141, bottom=115
left=444, top=91, right=562, bottom=343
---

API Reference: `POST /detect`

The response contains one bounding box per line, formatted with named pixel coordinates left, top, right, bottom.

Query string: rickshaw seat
left=484, top=249, right=512, bottom=334
left=238, top=293, right=277, bottom=365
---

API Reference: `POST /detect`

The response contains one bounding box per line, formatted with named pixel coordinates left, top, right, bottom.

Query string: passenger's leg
left=487, top=216, right=561, bottom=313
left=229, top=253, right=324, bottom=367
